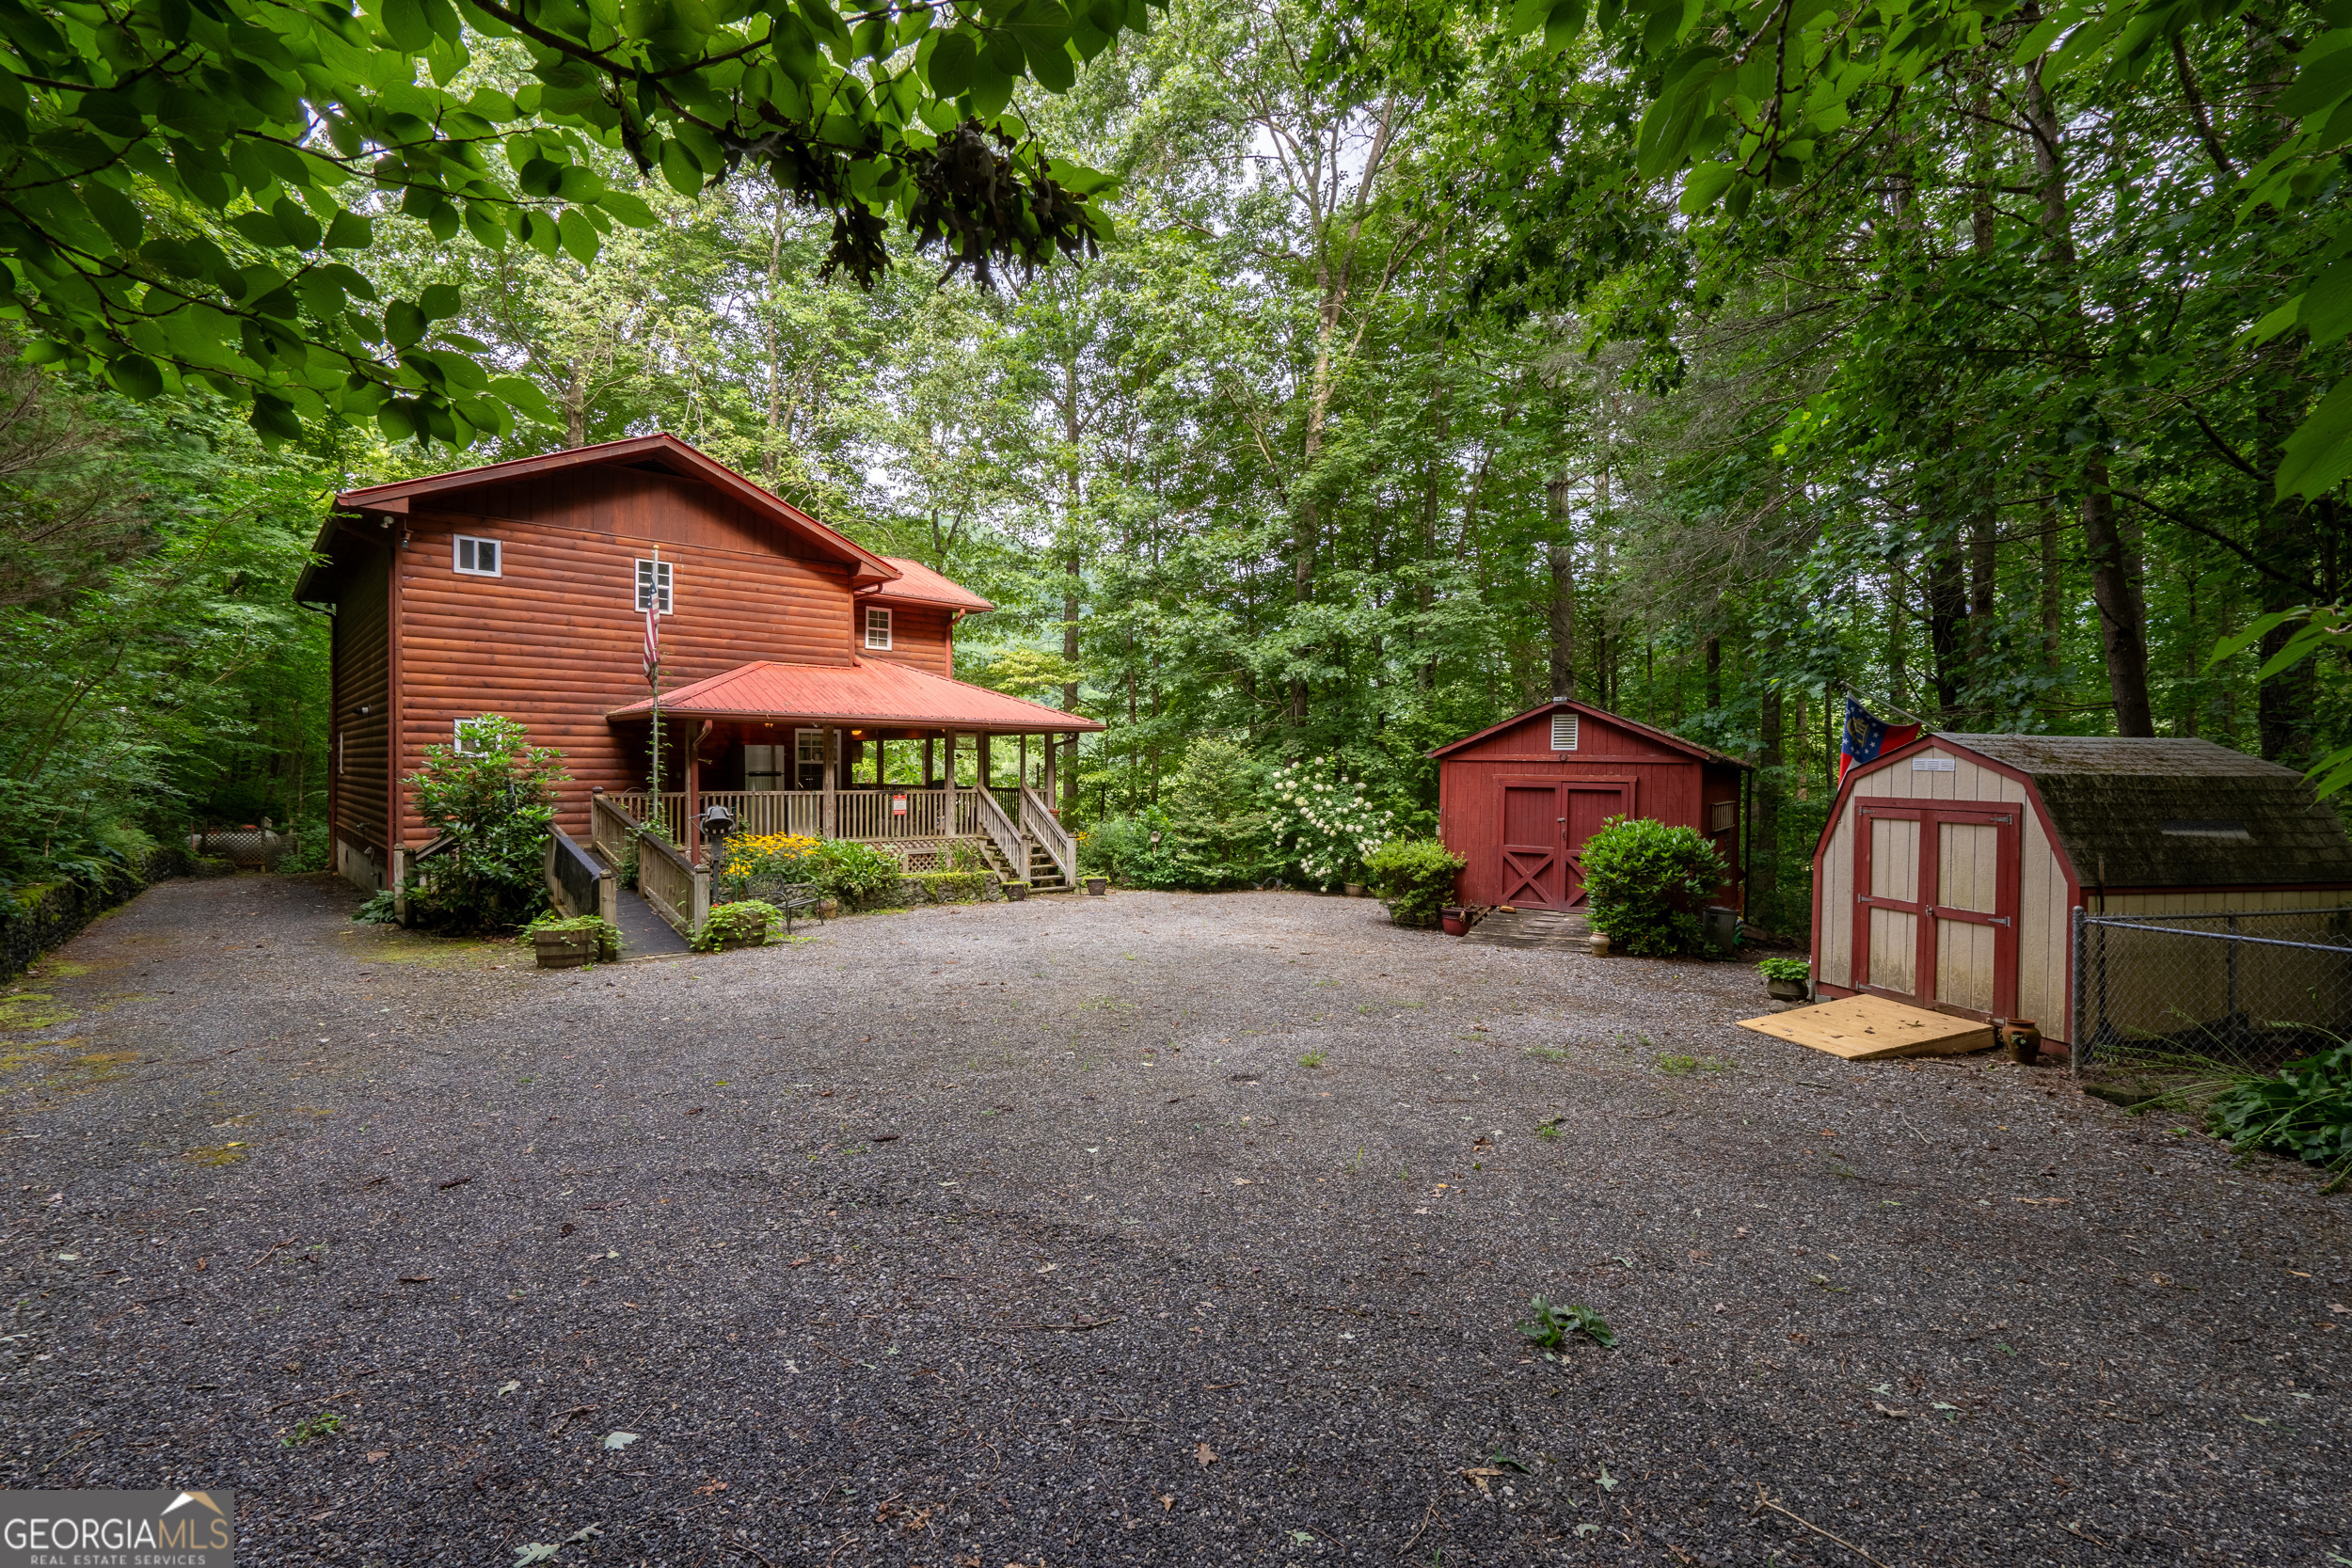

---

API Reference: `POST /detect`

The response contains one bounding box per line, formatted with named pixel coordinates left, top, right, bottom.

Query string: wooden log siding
left=331, top=540, right=392, bottom=864
left=858, top=600, right=954, bottom=675
left=387, top=495, right=921, bottom=846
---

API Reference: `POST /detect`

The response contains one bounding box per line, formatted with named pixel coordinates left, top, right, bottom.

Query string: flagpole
left=1838, top=680, right=1935, bottom=732
left=647, top=545, right=662, bottom=838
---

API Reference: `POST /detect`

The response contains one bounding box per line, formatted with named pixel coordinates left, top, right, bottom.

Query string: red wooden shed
left=1430, top=699, right=1752, bottom=911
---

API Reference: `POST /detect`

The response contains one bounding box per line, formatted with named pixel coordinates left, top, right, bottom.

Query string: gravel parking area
left=2, top=874, right=2346, bottom=1565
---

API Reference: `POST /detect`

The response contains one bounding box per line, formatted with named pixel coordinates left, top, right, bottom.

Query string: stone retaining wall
left=0, top=847, right=192, bottom=982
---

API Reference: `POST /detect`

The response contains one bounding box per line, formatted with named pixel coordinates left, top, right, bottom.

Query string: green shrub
left=352, top=888, right=398, bottom=924
left=402, top=715, right=569, bottom=933
left=811, top=839, right=902, bottom=904
left=1580, top=816, right=1726, bottom=958
left=1757, top=957, right=1811, bottom=982
left=2206, top=1042, right=2352, bottom=1184
left=693, top=900, right=778, bottom=951
left=1365, top=836, right=1464, bottom=928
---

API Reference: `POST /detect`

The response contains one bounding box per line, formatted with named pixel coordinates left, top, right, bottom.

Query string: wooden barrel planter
left=533, top=929, right=596, bottom=970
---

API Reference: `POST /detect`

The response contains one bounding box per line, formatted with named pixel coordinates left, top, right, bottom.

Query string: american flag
left=642, top=560, right=660, bottom=687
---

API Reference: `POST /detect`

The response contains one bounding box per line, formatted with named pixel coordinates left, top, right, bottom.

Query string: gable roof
left=1900, top=734, right=2352, bottom=889
left=605, top=657, right=1102, bottom=733
left=860, top=557, right=993, bottom=613
left=296, top=434, right=898, bottom=602
left=1427, top=696, right=1752, bottom=768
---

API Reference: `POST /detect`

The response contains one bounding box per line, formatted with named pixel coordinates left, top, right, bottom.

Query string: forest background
left=2, top=0, right=2344, bottom=935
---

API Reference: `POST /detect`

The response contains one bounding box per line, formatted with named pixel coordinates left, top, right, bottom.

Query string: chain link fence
left=2072, top=908, right=2352, bottom=1071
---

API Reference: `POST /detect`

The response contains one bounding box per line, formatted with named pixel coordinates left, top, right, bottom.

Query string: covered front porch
left=583, top=657, right=1104, bottom=932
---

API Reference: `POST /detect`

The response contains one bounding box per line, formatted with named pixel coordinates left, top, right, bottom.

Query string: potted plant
left=1440, top=906, right=1468, bottom=937
left=529, top=914, right=621, bottom=969
left=1002, top=878, right=1030, bottom=902
left=1757, top=957, right=1811, bottom=1002
left=1086, top=876, right=1108, bottom=896
left=694, top=900, right=778, bottom=952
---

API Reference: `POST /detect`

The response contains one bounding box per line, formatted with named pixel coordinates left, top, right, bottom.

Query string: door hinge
left=1989, top=915, right=2011, bottom=927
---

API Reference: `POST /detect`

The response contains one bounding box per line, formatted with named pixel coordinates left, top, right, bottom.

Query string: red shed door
left=1560, top=783, right=1631, bottom=907
left=1851, top=801, right=2020, bottom=1018
left=1498, top=782, right=1565, bottom=908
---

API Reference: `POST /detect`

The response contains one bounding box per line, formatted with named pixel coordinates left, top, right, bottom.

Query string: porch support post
left=979, top=734, right=993, bottom=791
left=1043, top=730, right=1057, bottom=811
left=922, top=735, right=935, bottom=789
left=1019, top=733, right=1028, bottom=792
left=822, top=724, right=837, bottom=838
left=943, top=731, right=959, bottom=836
left=685, top=720, right=707, bottom=866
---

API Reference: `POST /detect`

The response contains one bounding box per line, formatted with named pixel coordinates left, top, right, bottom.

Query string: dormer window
left=453, top=535, right=500, bottom=576
left=865, top=605, right=892, bottom=650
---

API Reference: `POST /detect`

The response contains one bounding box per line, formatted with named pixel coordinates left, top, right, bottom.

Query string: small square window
left=636, top=559, right=674, bottom=614
left=865, top=605, right=892, bottom=650
left=452, top=718, right=494, bottom=754
left=453, top=535, right=501, bottom=577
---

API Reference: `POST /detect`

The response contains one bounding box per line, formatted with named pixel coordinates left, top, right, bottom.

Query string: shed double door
left=1851, top=800, right=2020, bottom=1017
left=1497, top=777, right=1631, bottom=910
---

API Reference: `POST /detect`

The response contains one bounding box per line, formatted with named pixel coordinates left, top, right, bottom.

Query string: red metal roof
left=327, top=434, right=898, bottom=586
left=862, top=556, right=993, bottom=612
left=605, top=658, right=1102, bottom=732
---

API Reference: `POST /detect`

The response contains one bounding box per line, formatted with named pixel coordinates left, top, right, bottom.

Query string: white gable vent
left=1551, top=712, right=1579, bottom=752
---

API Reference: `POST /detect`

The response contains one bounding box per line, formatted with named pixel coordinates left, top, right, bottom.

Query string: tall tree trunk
left=1755, top=666, right=1784, bottom=926
left=2026, top=45, right=2153, bottom=735
left=1546, top=468, right=1576, bottom=699
left=2038, top=488, right=2065, bottom=728
left=1924, top=530, right=1967, bottom=723
left=1703, top=634, right=1721, bottom=709
left=564, top=359, right=588, bottom=448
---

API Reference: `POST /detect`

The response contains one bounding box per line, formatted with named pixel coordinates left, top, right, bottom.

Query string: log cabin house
left=294, top=435, right=1101, bottom=929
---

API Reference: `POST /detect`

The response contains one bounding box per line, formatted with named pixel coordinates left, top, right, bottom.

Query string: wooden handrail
left=974, top=786, right=1026, bottom=879
left=1020, top=784, right=1075, bottom=887
left=594, top=792, right=708, bottom=937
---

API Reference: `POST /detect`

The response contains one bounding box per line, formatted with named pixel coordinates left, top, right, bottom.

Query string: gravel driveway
left=2, top=874, right=2345, bottom=1565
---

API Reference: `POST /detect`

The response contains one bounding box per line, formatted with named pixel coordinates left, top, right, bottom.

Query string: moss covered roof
left=1935, top=735, right=2352, bottom=891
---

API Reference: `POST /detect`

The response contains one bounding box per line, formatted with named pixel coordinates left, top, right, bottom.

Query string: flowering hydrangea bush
left=1268, top=760, right=1396, bottom=889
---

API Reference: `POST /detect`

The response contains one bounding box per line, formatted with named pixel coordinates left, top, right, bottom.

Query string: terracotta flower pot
left=1587, top=931, right=1611, bottom=957
left=533, top=929, right=595, bottom=970
left=1439, top=907, right=1467, bottom=937
left=1997, top=1018, right=2043, bottom=1064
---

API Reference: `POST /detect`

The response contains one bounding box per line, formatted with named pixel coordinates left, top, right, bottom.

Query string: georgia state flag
left=1839, top=697, right=1921, bottom=782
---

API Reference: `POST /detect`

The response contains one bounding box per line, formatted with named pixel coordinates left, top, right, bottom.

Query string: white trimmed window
left=453, top=719, right=486, bottom=753
left=453, top=534, right=501, bottom=576
left=796, top=728, right=826, bottom=767
left=1551, top=712, right=1579, bottom=751
left=864, top=605, right=893, bottom=650
left=635, top=558, right=674, bottom=613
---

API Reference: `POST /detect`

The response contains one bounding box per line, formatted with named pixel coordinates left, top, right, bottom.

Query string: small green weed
left=1538, top=1121, right=1563, bottom=1141
left=1516, top=1294, right=1617, bottom=1354
left=1523, top=1045, right=1570, bottom=1063
left=1657, top=1053, right=1735, bottom=1075
left=281, top=1410, right=345, bottom=1446
left=1299, top=1050, right=1327, bottom=1068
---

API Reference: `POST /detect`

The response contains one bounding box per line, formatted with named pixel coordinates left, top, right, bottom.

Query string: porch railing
left=592, top=792, right=708, bottom=939
left=1021, top=784, right=1076, bottom=888
left=974, top=787, right=1026, bottom=879
left=612, top=788, right=983, bottom=845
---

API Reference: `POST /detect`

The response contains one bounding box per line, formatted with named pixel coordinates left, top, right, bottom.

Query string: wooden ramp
left=1463, top=908, right=1593, bottom=951
left=1734, top=993, right=1994, bottom=1061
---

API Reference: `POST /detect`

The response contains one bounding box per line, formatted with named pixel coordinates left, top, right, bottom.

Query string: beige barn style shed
left=1811, top=734, right=2352, bottom=1042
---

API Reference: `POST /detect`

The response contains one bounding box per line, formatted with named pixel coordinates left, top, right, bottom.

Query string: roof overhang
left=328, top=434, right=900, bottom=589
left=605, top=657, right=1103, bottom=735
left=1427, top=696, right=1754, bottom=768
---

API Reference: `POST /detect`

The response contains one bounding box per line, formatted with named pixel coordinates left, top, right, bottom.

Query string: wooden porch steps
left=1462, top=908, right=1593, bottom=950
